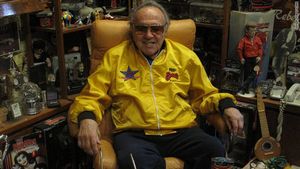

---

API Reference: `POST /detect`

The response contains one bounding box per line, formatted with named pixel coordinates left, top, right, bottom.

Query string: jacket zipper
left=149, top=65, right=161, bottom=133
left=141, top=52, right=162, bottom=133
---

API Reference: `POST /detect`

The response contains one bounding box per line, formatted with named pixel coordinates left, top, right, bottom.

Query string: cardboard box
left=3, top=131, right=47, bottom=169
left=33, top=113, right=77, bottom=169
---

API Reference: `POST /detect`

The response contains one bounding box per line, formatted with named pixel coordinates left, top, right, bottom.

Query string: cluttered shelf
left=32, top=23, right=92, bottom=34
left=0, top=98, right=72, bottom=136
left=235, top=95, right=299, bottom=115
left=0, top=0, right=47, bottom=17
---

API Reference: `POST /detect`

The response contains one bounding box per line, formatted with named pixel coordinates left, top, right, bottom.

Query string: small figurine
left=32, top=40, right=53, bottom=90
left=236, top=22, right=263, bottom=96
left=74, top=16, right=83, bottom=25
left=73, top=62, right=86, bottom=82
left=62, top=10, right=73, bottom=27
left=93, top=7, right=105, bottom=20
left=79, top=6, right=94, bottom=24
left=47, top=73, right=56, bottom=86
left=32, top=40, right=51, bottom=69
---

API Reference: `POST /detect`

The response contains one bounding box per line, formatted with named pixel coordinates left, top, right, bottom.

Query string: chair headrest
left=90, top=19, right=196, bottom=73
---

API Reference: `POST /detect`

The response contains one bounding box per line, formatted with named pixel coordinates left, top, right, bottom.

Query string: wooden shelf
left=196, top=23, right=224, bottom=29
left=0, top=0, right=47, bottom=18
left=235, top=95, right=299, bottom=115
left=32, top=24, right=92, bottom=34
left=0, top=98, right=72, bottom=136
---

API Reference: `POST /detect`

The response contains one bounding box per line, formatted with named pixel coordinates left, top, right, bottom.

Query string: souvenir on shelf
left=4, top=54, right=26, bottom=120
left=227, top=10, right=275, bottom=96
left=272, top=22, right=297, bottom=88
left=189, top=1, right=224, bottom=25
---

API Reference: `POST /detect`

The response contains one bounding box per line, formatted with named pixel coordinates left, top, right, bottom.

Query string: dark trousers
left=242, top=57, right=257, bottom=91
left=113, top=127, right=225, bottom=169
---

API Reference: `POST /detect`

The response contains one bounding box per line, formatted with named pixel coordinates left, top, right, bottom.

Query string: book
left=3, top=132, right=47, bottom=169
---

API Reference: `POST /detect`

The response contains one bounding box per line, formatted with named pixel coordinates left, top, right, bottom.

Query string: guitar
left=254, top=87, right=281, bottom=160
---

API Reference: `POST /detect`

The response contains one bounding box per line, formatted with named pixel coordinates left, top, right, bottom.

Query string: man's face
left=131, top=7, right=166, bottom=58
left=248, top=27, right=256, bottom=38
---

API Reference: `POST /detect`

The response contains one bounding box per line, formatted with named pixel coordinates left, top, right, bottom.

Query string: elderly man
left=69, top=1, right=244, bottom=169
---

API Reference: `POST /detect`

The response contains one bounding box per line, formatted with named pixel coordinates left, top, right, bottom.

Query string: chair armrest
left=94, top=139, right=118, bottom=169
left=165, top=157, right=184, bottom=169
left=206, top=113, right=228, bottom=135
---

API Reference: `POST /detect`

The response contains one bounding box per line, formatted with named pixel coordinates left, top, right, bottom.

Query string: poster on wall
left=0, top=17, right=20, bottom=57
left=273, top=0, right=296, bottom=31
left=272, top=0, right=300, bottom=87
left=227, top=10, right=275, bottom=84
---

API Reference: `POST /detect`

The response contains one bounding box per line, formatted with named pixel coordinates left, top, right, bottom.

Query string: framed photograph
left=0, top=17, right=20, bottom=57
left=10, top=102, right=22, bottom=119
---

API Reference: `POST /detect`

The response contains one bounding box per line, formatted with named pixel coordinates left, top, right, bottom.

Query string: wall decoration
left=0, top=16, right=20, bottom=57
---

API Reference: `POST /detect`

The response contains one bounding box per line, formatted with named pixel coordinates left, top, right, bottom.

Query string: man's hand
left=78, top=119, right=101, bottom=156
left=256, top=57, right=261, bottom=63
left=241, top=58, right=245, bottom=64
left=223, top=107, right=244, bottom=136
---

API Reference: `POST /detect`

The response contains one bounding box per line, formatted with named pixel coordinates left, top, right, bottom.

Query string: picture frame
left=9, top=102, right=22, bottom=119
left=0, top=16, right=21, bottom=57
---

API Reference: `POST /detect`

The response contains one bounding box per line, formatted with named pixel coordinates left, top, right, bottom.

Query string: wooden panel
left=0, top=0, right=47, bottom=18
left=281, top=113, right=300, bottom=166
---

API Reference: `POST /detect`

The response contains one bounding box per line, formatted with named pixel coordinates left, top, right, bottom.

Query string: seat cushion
left=93, top=140, right=184, bottom=169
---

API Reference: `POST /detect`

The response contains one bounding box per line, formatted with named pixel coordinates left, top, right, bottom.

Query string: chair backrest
left=89, top=19, right=196, bottom=73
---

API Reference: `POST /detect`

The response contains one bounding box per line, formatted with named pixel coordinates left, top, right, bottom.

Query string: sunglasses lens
left=134, top=25, right=148, bottom=33
left=134, top=25, right=165, bottom=34
left=150, top=26, right=164, bottom=34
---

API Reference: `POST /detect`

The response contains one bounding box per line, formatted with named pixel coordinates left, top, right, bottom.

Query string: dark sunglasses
left=133, top=24, right=166, bottom=35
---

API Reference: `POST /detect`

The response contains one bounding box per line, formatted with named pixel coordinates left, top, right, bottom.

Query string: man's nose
left=144, top=28, right=154, bottom=38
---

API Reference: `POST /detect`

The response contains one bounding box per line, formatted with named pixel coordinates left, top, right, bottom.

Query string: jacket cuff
left=78, top=111, right=96, bottom=126
left=219, top=98, right=236, bottom=114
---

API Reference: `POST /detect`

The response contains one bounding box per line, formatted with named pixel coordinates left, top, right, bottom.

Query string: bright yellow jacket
left=69, top=39, right=236, bottom=134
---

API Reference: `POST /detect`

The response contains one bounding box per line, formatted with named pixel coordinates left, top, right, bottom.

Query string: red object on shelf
left=111, top=0, right=117, bottom=8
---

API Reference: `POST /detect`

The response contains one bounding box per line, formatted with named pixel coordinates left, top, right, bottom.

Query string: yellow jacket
left=69, top=39, right=236, bottom=134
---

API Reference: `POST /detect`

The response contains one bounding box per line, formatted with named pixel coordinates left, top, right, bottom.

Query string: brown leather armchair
left=68, top=19, right=227, bottom=169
